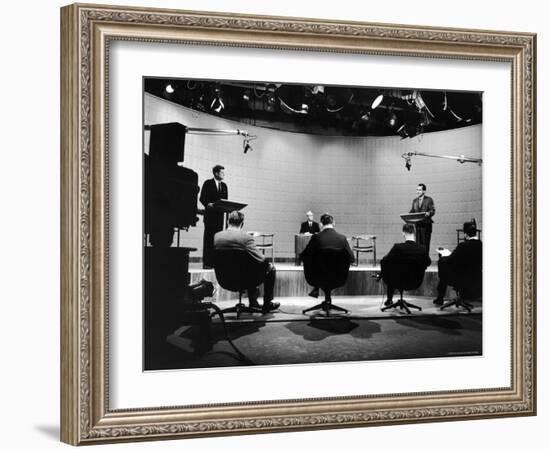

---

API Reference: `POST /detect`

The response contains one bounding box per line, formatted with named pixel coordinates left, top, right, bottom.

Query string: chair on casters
left=213, top=249, right=266, bottom=319
left=440, top=268, right=482, bottom=313
left=381, top=261, right=427, bottom=314
left=440, top=291, right=473, bottom=312
left=302, top=249, right=351, bottom=316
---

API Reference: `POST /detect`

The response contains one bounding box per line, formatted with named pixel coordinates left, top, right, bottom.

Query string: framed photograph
left=60, top=3, right=536, bottom=445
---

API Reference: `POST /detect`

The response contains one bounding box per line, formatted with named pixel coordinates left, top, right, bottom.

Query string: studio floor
left=145, top=295, right=483, bottom=371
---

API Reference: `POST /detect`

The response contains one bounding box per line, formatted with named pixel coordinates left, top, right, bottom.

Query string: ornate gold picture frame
left=60, top=3, right=536, bottom=445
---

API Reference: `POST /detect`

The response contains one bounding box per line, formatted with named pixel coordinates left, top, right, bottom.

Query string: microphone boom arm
left=144, top=125, right=256, bottom=153
left=401, top=151, right=482, bottom=167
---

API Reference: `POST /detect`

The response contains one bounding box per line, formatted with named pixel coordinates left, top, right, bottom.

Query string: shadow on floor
left=144, top=297, right=482, bottom=370
left=393, top=314, right=481, bottom=337
left=285, top=317, right=382, bottom=342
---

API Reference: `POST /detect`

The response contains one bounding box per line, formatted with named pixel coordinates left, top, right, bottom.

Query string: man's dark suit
left=200, top=178, right=228, bottom=268
left=300, top=227, right=354, bottom=294
left=410, top=195, right=435, bottom=254
left=381, top=240, right=431, bottom=301
left=436, top=238, right=482, bottom=300
left=300, top=228, right=355, bottom=265
left=214, top=229, right=276, bottom=305
left=299, top=220, right=321, bottom=234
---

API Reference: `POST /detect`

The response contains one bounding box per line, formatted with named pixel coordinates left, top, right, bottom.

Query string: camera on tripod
left=145, top=122, right=200, bottom=246
left=144, top=122, right=203, bottom=339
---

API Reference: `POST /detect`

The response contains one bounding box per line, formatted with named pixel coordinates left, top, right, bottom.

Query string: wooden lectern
left=212, top=199, right=247, bottom=228
left=400, top=212, right=428, bottom=224
left=212, top=199, right=247, bottom=213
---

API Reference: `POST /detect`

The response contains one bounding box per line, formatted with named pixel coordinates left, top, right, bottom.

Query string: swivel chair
left=440, top=266, right=482, bottom=313
left=381, top=261, right=426, bottom=314
left=302, top=249, right=351, bottom=316
left=213, top=249, right=266, bottom=319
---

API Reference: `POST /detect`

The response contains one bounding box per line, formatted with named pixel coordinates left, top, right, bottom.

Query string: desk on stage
left=294, top=233, right=312, bottom=265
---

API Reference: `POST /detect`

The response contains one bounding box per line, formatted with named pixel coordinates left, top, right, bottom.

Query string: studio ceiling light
left=145, top=78, right=483, bottom=137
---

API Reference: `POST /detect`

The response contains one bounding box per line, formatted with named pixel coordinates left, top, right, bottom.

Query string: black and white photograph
left=143, top=78, right=483, bottom=371
left=1, top=0, right=544, bottom=446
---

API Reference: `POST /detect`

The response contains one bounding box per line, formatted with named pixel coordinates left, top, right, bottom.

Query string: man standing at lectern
left=410, top=183, right=435, bottom=255
left=200, top=165, right=228, bottom=269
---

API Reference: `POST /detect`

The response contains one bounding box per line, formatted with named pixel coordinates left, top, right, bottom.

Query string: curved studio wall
left=144, top=93, right=482, bottom=260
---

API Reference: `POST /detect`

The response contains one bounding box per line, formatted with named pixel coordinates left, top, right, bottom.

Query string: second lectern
left=399, top=212, right=427, bottom=224
left=400, top=212, right=432, bottom=253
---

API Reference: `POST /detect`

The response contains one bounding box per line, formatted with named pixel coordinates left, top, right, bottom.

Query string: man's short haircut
left=228, top=210, right=244, bottom=227
left=418, top=183, right=427, bottom=191
left=320, top=213, right=334, bottom=226
left=403, top=223, right=415, bottom=234
left=463, top=221, right=477, bottom=237
left=306, top=210, right=313, bottom=216
left=212, top=164, right=225, bottom=175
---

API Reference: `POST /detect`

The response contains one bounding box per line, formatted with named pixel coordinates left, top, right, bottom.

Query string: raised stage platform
left=189, top=262, right=443, bottom=302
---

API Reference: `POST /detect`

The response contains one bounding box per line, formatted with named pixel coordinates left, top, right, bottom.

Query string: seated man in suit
left=381, top=223, right=431, bottom=306
left=299, top=210, right=321, bottom=234
left=214, top=211, right=280, bottom=312
left=433, top=221, right=482, bottom=305
left=300, top=213, right=355, bottom=298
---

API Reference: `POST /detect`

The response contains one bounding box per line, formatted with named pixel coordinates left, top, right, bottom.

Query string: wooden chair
left=248, top=232, right=275, bottom=262
left=351, top=234, right=377, bottom=266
